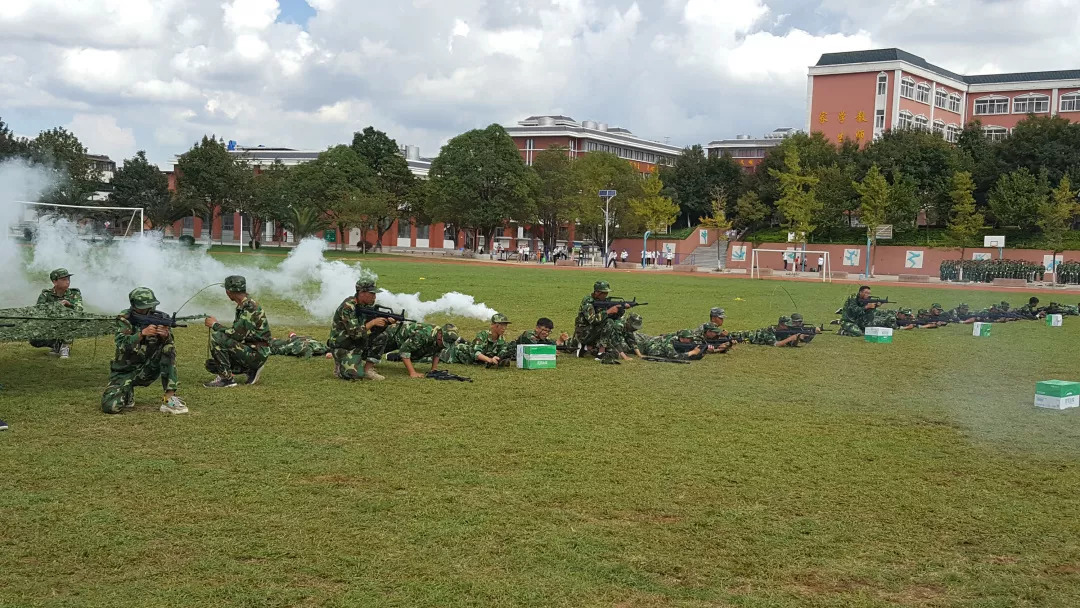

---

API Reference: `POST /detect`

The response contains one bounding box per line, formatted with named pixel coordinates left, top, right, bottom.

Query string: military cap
left=224, top=275, right=247, bottom=292
left=491, top=313, right=511, bottom=324
left=778, top=315, right=791, bottom=325
left=593, top=280, right=611, bottom=292
left=931, top=303, right=943, bottom=310
left=625, top=313, right=644, bottom=331
left=356, top=278, right=377, bottom=293
left=49, top=268, right=72, bottom=281
left=128, top=287, right=159, bottom=308
left=701, top=322, right=720, bottom=333
left=790, top=313, right=803, bottom=323
left=918, top=308, right=930, bottom=316
left=440, top=323, right=460, bottom=344
left=958, top=302, right=969, bottom=308
left=999, top=301, right=1010, bottom=310
left=898, top=307, right=913, bottom=315
left=676, top=329, right=694, bottom=339
left=710, top=307, right=726, bottom=318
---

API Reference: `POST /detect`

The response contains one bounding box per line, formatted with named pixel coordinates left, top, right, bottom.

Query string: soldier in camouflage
left=573, top=280, right=625, bottom=361
left=694, top=308, right=736, bottom=353
left=328, top=278, right=392, bottom=381
left=203, top=275, right=272, bottom=388
left=1016, top=297, right=1044, bottom=320
left=513, top=317, right=570, bottom=348
left=949, top=303, right=978, bottom=324
left=387, top=322, right=459, bottom=377
left=470, top=313, right=513, bottom=366
left=698, top=307, right=728, bottom=334
left=640, top=329, right=704, bottom=360
left=31, top=267, right=83, bottom=357
left=609, top=313, right=646, bottom=360
left=732, top=316, right=804, bottom=346
left=101, top=287, right=187, bottom=415
left=837, top=285, right=892, bottom=337
left=1042, top=302, right=1080, bottom=316
left=270, top=332, right=330, bottom=358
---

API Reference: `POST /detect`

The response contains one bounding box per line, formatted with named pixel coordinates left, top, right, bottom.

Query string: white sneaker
left=364, top=368, right=385, bottom=381
left=59, top=345, right=70, bottom=359
left=160, top=395, right=189, bottom=414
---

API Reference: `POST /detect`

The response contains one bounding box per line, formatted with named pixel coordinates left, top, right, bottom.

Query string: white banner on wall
left=905, top=250, right=924, bottom=269
left=842, top=248, right=860, bottom=267
left=730, top=245, right=747, bottom=261
left=1044, top=254, right=1064, bottom=272
left=972, top=252, right=991, bottom=261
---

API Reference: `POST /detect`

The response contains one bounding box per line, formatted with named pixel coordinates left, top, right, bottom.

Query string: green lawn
left=4, top=258, right=1080, bottom=607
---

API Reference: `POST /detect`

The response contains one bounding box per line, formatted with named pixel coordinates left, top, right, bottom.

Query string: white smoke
left=0, top=159, right=54, bottom=302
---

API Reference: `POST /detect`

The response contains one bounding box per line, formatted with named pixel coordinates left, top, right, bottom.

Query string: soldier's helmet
left=440, top=323, right=460, bottom=344
left=625, top=313, right=643, bottom=331
left=129, top=287, right=160, bottom=309
left=224, top=275, right=247, bottom=292
left=593, top=280, right=611, bottom=293
left=356, top=278, right=377, bottom=293
left=676, top=329, right=694, bottom=339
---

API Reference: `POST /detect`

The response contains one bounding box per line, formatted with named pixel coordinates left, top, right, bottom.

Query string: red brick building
left=504, top=115, right=683, bottom=173
left=704, top=127, right=801, bottom=173
left=807, top=48, right=1080, bottom=145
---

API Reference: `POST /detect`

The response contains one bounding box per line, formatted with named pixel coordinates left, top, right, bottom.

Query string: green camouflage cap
left=778, top=315, right=791, bottom=325
left=676, top=329, right=694, bottom=339
left=898, top=307, right=913, bottom=315
left=356, top=279, right=377, bottom=293
left=128, top=287, right=159, bottom=308
left=625, top=313, right=643, bottom=331
left=790, top=313, right=803, bottom=323
left=440, top=323, right=460, bottom=344
left=702, top=322, right=720, bottom=333
left=593, top=280, right=611, bottom=292
left=710, top=307, right=726, bottom=318
left=931, top=303, right=943, bottom=310
left=491, top=313, right=511, bottom=324
left=918, top=308, right=930, bottom=316
left=49, top=268, right=72, bottom=281
left=999, top=301, right=1010, bottom=310
left=224, top=275, right=247, bottom=292
left=958, top=302, right=969, bottom=309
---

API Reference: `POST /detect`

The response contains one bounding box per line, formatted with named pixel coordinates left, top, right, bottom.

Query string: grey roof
left=606, top=127, right=633, bottom=134
left=816, top=48, right=1080, bottom=85
left=523, top=115, right=576, bottom=122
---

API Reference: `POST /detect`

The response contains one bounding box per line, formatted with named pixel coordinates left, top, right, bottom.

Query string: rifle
left=704, top=335, right=747, bottom=348
left=128, top=310, right=209, bottom=329
left=773, top=325, right=832, bottom=343
left=0, top=323, right=14, bottom=327
left=857, top=297, right=895, bottom=306
left=357, top=304, right=416, bottom=325
left=641, top=356, right=690, bottom=364
left=590, top=297, right=649, bottom=312
left=427, top=369, right=473, bottom=382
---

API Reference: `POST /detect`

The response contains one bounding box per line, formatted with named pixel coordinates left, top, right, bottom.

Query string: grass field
left=3, top=256, right=1080, bottom=607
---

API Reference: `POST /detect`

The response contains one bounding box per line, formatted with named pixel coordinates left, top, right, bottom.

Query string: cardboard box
left=516, top=344, right=556, bottom=369
left=1046, top=314, right=1063, bottom=327
left=1036, top=380, right=1080, bottom=398
left=972, top=322, right=991, bottom=337
left=864, top=326, right=893, bottom=343
left=1034, top=394, right=1080, bottom=409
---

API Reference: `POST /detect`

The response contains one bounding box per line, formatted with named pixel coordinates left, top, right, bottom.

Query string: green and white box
left=516, top=344, right=557, bottom=369
left=1046, top=314, right=1063, bottom=327
left=1035, top=380, right=1080, bottom=409
left=864, top=326, right=893, bottom=343
left=972, top=322, right=991, bottom=337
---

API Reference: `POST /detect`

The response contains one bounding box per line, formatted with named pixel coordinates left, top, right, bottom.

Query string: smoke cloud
left=0, top=159, right=496, bottom=323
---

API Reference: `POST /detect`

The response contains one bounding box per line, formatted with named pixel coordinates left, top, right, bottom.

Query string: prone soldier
left=386, top=322, right=459, bottom=377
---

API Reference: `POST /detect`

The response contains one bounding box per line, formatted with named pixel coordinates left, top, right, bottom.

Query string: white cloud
left=66, top=114, right=137, bottom=161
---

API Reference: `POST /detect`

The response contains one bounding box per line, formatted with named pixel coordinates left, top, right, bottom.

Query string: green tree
left=697, top=189, right=734, bottom=270
left=176, top=136, right=248, bottom=236
left=988, top=167, right=1048, bottom=230
left=732, top=191, right=768, bottom=236
left=248, top=161, right=293, bottom=245
left=426, top=124, right=535, bottom=250
left=30, top=127, right=99, bottom=206
left=351, top=126, right=417, bottom=249
left=628, top=173, right=679, bottom=234
left=813, top=164, right=860, bottom=234
left=853, top=164, right=890, bottom=276
left=1038, top=175, right=1078, bottom=272
left=861, top=128, right=970, bottom=224
left=659, top=146, right=743, bottom=228
left=109, top=151, right=175, bottom=228
left=993, top=115, right=1080, bottom=189
left=531, top=146, right=577, bottom=253
left=283, top=205, right=327, bottom=241
left=946, top=171, right=985, bottom=263
left=751, top=132, right=838, bottom=208
left=768, top=148, right=821, bottom=247
left=0, top=117, right=29, bottom=160
left=570, top=151, right=645, bottom=249
left=289, top=145, right=374, bottom=250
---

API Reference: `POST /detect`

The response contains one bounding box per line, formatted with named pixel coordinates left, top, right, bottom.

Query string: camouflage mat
left=0, top=304, right=118, bottom=343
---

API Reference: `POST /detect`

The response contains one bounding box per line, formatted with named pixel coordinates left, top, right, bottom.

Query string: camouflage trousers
left=270, top=335, right=329, bottom=358
left=101, top=345, right=179, bottom=414
left=331, top=348, right=366, bottom=380
left=837, top=321, right=864, bottom=337
left=438, top=342, right=475, bottom=365
left=204, top=331, right=270, bottom=381
left=574, top=319, right=621, bottom=352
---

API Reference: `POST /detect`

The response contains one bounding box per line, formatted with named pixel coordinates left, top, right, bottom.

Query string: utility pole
left=599, top=189, right=617, bottom=254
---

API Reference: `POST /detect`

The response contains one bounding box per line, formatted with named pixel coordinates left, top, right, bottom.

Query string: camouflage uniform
left=837, top=294, right=869, bottom=337
left=611, top=314, right=645, bottom=355
left=514, top=329, right=556, bottom=346
left=205, top=276, right=272, bottom=382
left=1045, top=302, right=1080, bottom=316
left=30, top=268, right=83, bottom=351
left=469, top=314, right=513, bottom=366
left=327, top=280, right=386, bottom=380
left=641, top=330, right=703, bottom=360
left=270, top=333, right=329, bottom=358
left=101, top=288, right=179, bottom=414
left=388, top=322, right=452, bottom=362
left=573, top=281, right=622, bottom=352
left=438, top=338, right=474, bottom=364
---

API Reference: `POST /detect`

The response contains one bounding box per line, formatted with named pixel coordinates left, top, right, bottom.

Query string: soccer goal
left=16, top=201, right=144, bottom=239
left=750, top=248, right=833, bottom=283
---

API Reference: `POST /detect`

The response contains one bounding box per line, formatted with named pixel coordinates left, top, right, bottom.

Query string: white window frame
left=897, top=110, right=914, bottom=130
left=916, top=83, right=931, bottom=104
left=974, top=96, right=1010, bottom=116
left=874, top=109, right=886, bottom=129
left=946, top=124, right=961, bottom=144
left=1061, top=92, right=1080, bottom=113
left=913, top=114, right=929, bottom=131
left=934, top=88, right=949, bottom=109
left=900, top=77, right=916, bottom=100
left=876, top=73, right=888, bottom=96
left=948, top=93, right=962, bottom=113
left=1013, top=93, right=1050, bottom=114
left=932, top=119, right=945, bottom=135
left=982, top=126, right=1008, bottom=142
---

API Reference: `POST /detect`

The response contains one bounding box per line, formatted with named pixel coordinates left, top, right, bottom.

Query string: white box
left=865, top=327, right=893, bottom=337
left=1046, top=314, right=1063, bottom=327
left=1035, top=394, right=1080, bottom=409
left=973, top=322, right=991, bottom=337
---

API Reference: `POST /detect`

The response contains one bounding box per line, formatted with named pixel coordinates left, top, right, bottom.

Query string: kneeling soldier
left=328, top=278, right=394, bottom=381
left=203, top=275, right=272, bottom=387
left=101, top=287, right=187, bottom=414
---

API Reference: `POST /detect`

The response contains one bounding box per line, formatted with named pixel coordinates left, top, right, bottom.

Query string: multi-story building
left=504, top=115, right=683, bottom=173
left=704, top=127, right=801, bottom=172
left=807, top=48, right=1080, bottom=145
left=87, top=154, right=116, bottom=202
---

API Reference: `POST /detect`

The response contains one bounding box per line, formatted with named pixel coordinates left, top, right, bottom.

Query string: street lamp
left=598, top=189, right=616, bottom=255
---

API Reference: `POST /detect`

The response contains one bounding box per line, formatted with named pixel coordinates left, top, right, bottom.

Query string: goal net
left=14, top=201, right=144, bottom=242
left=750, top=248, right=833, bottom=282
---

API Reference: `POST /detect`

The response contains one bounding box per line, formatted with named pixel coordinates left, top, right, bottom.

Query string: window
left=932, top=119, right=945, bottom=135
left=900, top=77, right=915, bottom=99
left=982, top=126, right=1008, bottom=142
left=416, top=224, right=430, bottom=240
left=876, top=73, right=888, bottom=95
left=182, top=216, right=194, bottom=229
left=397, top=220, right=411, bottom=238
left=897, top=111, right=914, bottom=130
left=221, top=213, right=234, bottom=231
left=935, top=88, right=949, bottom=109
left=913, top=115, right=929, bottom=130
left=946, top=124, right=961, bottom=143
left=1061, top=93, right=1080, bottom=113
left=1013, top=93, right=1050, bottom=114
left=948, top=93, right=962, bottom=113
left=916, top=83, right=931, bottom=104
left=974, top=96, right=1009, bottom=115
left=874, top=109, right=886, bottom=129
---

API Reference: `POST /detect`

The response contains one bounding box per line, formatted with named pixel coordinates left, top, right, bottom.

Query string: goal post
left=750, top=248, right=832, bottom=283
left=16, top=201, right=144, bottom=238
